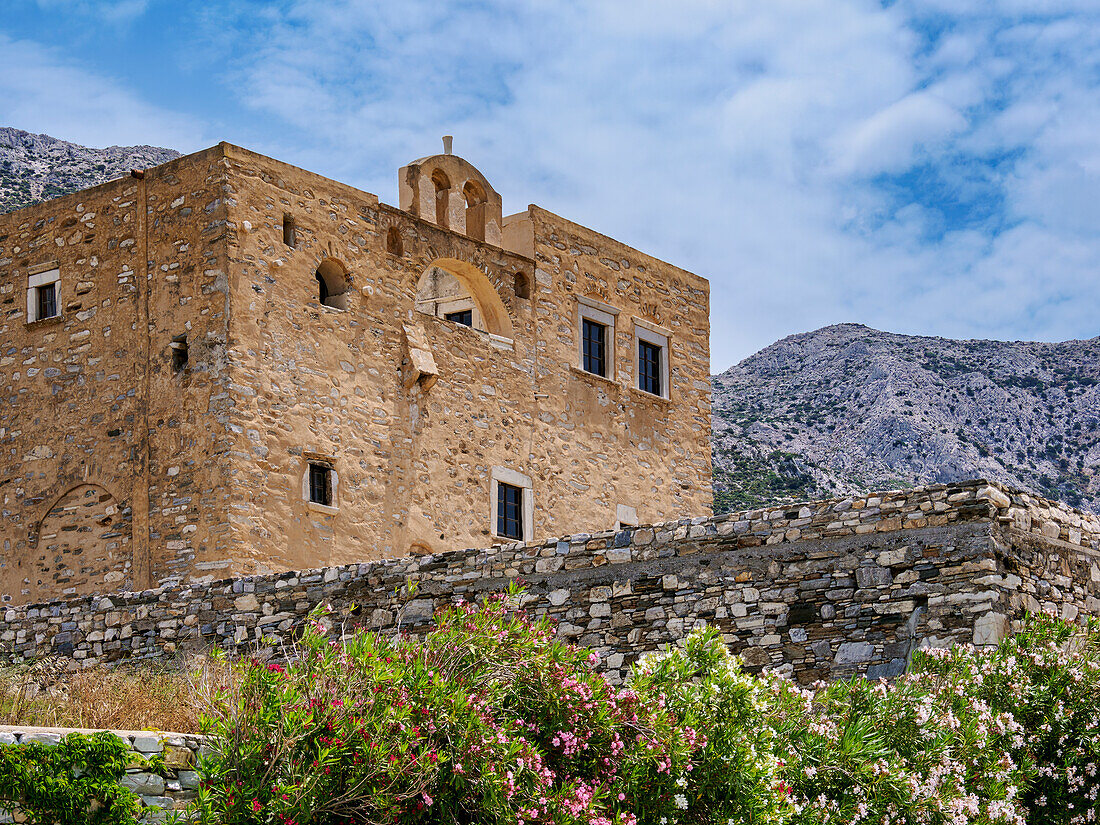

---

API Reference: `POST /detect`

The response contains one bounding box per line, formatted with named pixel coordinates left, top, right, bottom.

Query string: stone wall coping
left=5, top=478, right=1096, bottom=616
left=0, top=724, right=203, bottom=741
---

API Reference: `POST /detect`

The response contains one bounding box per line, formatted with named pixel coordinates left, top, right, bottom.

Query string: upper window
left=27, top=268, right=60, bottom=323
left=582, top=318, right=607, bottom=377
left=576, top=297, right=618, bottom=380
left=634, top=322, right=670, bottom=399
left=283, top=214, right=297, bottom=248
left=445, top=308, right=473, bottom=327
left=639, top=340, right=661, bottom=395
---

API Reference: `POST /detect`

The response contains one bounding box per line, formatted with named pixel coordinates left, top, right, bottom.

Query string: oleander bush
left=188, top=594, right=1100, bottom=825
left=193, top=589, right=700, bottom=825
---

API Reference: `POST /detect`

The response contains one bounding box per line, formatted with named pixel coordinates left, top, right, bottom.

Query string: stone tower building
left=0, top=142, right=711, bottom=604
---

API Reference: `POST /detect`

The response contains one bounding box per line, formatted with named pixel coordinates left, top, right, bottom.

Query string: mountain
left=0, top=127, right=179, bottom=214
left=712, top=323, right=1100, bottom=514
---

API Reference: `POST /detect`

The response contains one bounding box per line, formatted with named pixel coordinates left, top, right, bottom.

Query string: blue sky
left=2, top=0, right=1099, bottom=371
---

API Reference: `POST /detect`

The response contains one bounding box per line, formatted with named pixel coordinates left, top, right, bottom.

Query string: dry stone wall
left=1, top=481, right=1098, bottom=685
left=0, top=726, right=202, bottom=821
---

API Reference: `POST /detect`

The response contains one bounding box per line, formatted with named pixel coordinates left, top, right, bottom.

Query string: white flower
left=674, top=794, right=688, bottom=810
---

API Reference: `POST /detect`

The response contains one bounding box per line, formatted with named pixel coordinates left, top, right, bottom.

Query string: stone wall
left=2, top=481, right=1097, bottom=684
left=0, top=726, right=201, bottom=821
left=0, top=147, right=236, bottom=604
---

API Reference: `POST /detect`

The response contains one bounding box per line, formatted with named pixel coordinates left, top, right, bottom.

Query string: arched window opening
left=315, top=258, right=349, bottom=310
left=431, top=169, right=451, bottom=228
left=416, top=266, right=482, bottom=331
left=413, top=258, right=515, bottom=340
left=385, top=226, right=403, bottom=256
left=463, top=180, right=488, bottom=241
left=514, top=272, right=531, bottom=300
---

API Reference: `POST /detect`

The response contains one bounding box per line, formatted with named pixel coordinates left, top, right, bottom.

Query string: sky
left=2, top=0, right=1099, bottom=371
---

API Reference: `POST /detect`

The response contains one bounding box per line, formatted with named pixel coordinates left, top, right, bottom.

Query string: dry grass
left=0, top=655, right=235, bottom=733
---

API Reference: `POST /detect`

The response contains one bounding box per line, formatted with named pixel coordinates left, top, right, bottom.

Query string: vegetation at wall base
left=187, top=594, right=1100, bottom=825
left=0, top=730, right=161, bottom=825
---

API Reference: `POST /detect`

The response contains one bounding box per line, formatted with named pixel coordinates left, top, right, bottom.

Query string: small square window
left=308, top=463, right=333, bottom=507
left=27, top=268, right=61, bottom=323
left=36, top=284, right=58, bottom=320
left=497, top=482, right=524, bottom=540
left=582, top=318, right=607, bottom=377
left=638, top=339, right=662, bottom=396
left=445, top=309, right=473, bottom=327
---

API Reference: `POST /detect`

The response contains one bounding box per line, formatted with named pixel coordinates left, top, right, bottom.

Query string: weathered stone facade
left=2, top=481, right=1096, bottom=684
left=0, top=142, right=712, bottom=603
left=0, top=726, right=202, bottom=821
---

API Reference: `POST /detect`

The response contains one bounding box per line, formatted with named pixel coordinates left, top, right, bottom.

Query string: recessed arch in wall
left=3, top=484, right=133, bottom=605
left=414, top=257, right=515, bottom=339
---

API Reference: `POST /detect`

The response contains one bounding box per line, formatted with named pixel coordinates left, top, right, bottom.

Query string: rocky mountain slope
left=0, top=127, right=179, bottom=214
left=712, top=324, right=1100, bottom=514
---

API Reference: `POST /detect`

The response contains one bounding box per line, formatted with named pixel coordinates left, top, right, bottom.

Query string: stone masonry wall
left=0, top=148, right=235, bottom=604
left=0, top=726, right=201, bottom=822
left=1, top=480, right=1098, bottom=685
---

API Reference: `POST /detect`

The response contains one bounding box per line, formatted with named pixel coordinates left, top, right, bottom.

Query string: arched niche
left=414, top=257, right=515, bottom=340
left=3, top=484, right=133, bottom=605
left=315, top=257, right=350, bottom=310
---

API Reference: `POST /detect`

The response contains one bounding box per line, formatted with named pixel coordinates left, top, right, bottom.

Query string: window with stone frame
left=576, top=297, right=618, bottom=380
left=634, top=322, right=670, bottom=399
left=27, top=268, right=60, bottom=323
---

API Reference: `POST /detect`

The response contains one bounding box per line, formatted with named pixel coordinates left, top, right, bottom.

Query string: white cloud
left=0, top=33, right=203, bottom=150
left=208, top=1, right=1100, bottom=368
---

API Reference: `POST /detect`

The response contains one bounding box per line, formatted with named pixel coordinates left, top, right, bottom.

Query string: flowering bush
left=767, top=666, right=1028, bottom=824
left=630, top=626, right=793, bottom=824
left=912, top=614, right=1100, bottom=824
left=191, top=595, right=1100, bottom=825
left=192, top=590, right=699, bottom=825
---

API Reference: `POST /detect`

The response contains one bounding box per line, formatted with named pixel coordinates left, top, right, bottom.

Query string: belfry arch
left=414, top=257, right=515, bottom=340
left=399, top=146, right=504, bottom=246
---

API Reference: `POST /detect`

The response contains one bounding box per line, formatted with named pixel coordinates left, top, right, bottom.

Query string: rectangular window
left=445, top=309, right=473, bottom=327
left=576, top=297, right=618, bottom=380
left=497, top=482, right=523, bottom=540
left=308, top=464, right=332, bottom=506
left=283, top=215, right=296, bottom=248
left=36, top=284, right=58, bottom=320
left=27, top=268, right=61, bottom=323
left=638, top=339, right=662, bottom=396
left=582, top=318, right=607, bottom=377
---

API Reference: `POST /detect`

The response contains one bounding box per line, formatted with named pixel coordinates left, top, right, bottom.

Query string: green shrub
left=0, top=730, right=149, bottom=825
left=629, top=626, right=793, bottom=823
